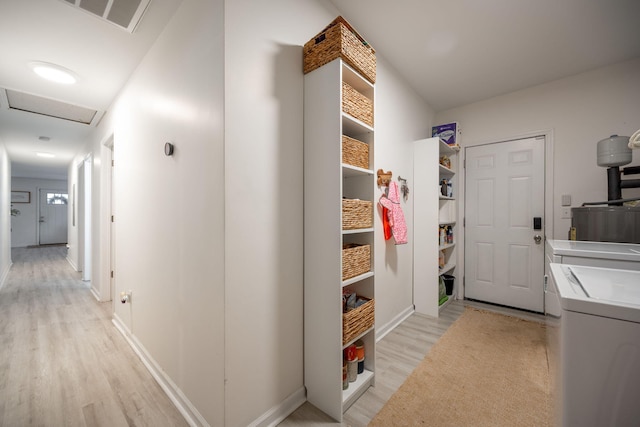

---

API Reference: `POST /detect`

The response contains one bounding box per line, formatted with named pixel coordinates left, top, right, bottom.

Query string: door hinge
left=112, top=159, right=115, bottom=167
left=463, top=159, right=466, bottom=169
left=110, top=270, right=114, bottom=278
left=111, top=215, right=115, bottom=222
left=463, top=217, right=465, bottom=227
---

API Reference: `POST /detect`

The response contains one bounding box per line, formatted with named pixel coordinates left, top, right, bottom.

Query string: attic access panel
left=61, top=0, right=151, bottom=32
left=4, top=89, right=98, bottom=125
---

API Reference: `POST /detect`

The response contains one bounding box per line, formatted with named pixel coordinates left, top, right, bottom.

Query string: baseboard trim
left=66, top=256, right=79, bottom=271
left=248, top=386, right=306, bottom=427
left=0, top=261, right=12, bottom=292
left=376, top=305, right=414, bottom=342
left=111, top=315, right=209, bottom=427
left=89, top=286, right=101, bottom=302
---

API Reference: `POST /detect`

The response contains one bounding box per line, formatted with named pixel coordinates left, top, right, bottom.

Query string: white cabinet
left=304, top=59, right=375, bottom=421
left=414, top=137, right=459, bottom=317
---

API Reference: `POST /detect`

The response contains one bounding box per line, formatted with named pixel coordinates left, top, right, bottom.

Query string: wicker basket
left=303, top=16, right=376, bottom=84
left=342, top=135, right=369, bottom=169
left=342, top=243, right=371, bottom=280
left=342, top=199, right=373, bottom=230
left=343, top=297, right=374, bottom=345
left=342, top=81, right=374, bottom=127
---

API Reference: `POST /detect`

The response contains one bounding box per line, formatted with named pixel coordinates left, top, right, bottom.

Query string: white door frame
left=100, top=135, right=114, bottom=305
left=84, top=155, right=92, bottom=282
left=77, top=161, right=85, bottom=274
left=79, top=155, right=92, bottom=282
left=457, top=129, right=554, bottom=302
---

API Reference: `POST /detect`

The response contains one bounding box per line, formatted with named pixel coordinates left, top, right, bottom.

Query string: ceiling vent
left=3, top=89, right=101, bottom=125
left=60, top=0, right=152, bottom=32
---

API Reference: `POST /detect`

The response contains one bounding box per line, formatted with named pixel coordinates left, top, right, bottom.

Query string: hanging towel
left=379, top=181, right=408, bottom=245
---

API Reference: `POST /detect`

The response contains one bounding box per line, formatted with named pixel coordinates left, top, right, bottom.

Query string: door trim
left=101, top=134, right=114, bottom=305
left=457, top=129, right=554, bottom=303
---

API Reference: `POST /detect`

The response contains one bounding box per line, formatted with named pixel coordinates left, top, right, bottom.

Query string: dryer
left=548, top=263, right=640, bottom=427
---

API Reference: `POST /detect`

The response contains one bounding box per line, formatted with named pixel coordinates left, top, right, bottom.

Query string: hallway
left=0, top=246, right=188, bottom=426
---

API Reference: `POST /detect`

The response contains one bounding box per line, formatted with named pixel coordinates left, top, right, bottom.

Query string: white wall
left=0, top=142, right=11, bottom=288
left=224, top=1, right=337, bottom=424
left=373, top=57, right=435, bottom=334
left=435, top=58, right=640, bottom=239
left=10, top=177, right=67, bottom=248
left=108, top=0, right=225, bottom=425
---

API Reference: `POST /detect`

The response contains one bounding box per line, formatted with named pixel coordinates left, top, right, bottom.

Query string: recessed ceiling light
left=29, top=61, right=78, bottom=85
left=38, top=136, right=51, bottom=141
left=36, top=152, right=56, bottom=158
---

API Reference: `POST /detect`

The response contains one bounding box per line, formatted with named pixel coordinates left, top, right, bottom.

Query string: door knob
left=534, top=235, right=542, bottom=244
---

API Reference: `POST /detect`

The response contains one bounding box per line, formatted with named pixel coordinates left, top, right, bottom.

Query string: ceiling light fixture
left=29, top=61, right=78, bottom=85
left=38, top=136, right=51, bottom=141
left=36, top=152, right=56, bottom=158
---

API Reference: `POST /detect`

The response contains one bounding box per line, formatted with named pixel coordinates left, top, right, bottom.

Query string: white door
left=39, top=189, right=69, bottom=245
left=464, top=137, right=545, bottom=312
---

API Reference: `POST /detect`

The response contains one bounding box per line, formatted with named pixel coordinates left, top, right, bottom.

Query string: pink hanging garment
left=378, top=181, right=407, bottom=245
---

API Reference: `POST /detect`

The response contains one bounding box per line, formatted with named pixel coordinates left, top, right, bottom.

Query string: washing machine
left=545, top=240, right=640, bottom=317
left=548, top=263, right=640, bottom=427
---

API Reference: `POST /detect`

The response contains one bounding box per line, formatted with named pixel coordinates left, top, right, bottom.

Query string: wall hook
left=398, top=176, right=410, bottom=201
left=377, top=169, right=392, bottom=187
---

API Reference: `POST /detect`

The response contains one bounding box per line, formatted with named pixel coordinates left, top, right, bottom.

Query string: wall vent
left=60, top=0, right=152, bottom=33
left=4, top=89, right=100, bottom=125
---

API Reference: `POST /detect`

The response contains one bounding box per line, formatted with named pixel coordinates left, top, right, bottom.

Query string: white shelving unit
left=413, top=137, right=459, bottom=317
left=304, top=59, right=375, bottom=421
left=438, top=141, right=458, bottom=311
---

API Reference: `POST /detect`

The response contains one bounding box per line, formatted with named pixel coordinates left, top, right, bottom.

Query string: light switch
left=561, top=194, right=571, bottom=206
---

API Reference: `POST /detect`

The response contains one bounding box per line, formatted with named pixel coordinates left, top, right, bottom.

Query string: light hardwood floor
left=0, top=246, right=188, bottom=427
left=0, top=246, right=544, bottom=427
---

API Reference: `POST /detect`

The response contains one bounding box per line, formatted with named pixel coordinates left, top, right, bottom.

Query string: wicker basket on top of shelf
left=343, top=297, right=374, bottom=345
left=303, top=16, right=376, bottom=84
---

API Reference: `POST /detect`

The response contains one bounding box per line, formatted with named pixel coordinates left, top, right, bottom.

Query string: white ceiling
left=2, top=0, right=639, bottom=180
left=0, top=0, right=182, bottom=180
left=331, top=0, right=640, bottom=111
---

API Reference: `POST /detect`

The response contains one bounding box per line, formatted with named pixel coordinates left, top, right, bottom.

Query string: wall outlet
left=561, top=207, right=572, bottom=219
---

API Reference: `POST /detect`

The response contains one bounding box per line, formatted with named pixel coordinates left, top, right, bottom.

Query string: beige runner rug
left=369, top=308, right=550, bottom=427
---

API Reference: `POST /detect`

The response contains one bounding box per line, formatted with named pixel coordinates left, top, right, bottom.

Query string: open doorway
left=77, top=156, right=92, bottom=282
left=101, top=137, right=115, bottom=306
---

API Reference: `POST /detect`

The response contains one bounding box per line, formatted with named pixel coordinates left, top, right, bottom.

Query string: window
left=47, top=192, right=69, bottom=205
